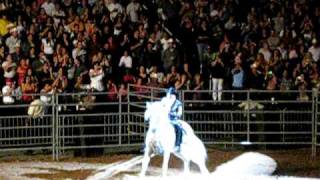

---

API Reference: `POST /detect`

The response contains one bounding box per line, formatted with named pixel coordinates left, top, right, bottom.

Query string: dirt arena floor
left=0, top=147, right=319, bottom=179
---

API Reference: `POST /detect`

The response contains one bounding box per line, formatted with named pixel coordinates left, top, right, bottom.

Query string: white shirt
left=52, top=9, right=65, bottom=26
left=90, top=69, right=105, bottom=92
left=72, top=48, right=86, bottom=60
left=42, top=38, right=55, bottom=55
left=40, top=89, right=53, bottom=104
left=2, top=61, right=16, bottom=79
left=107, top=2, right=123, bottom=20
left=5, top=36, right=20, bottom=54
left=126, top=2, right=140, bottom=23
left=160, top=38, right=169, bottom=51
left=2, top=85, right=14, bottom=104
left=41, top=2, right=55, bottom=16
left=258, top=48, right=271, bottom=62
left=118, top=55, right=132, bottom=68
left=308, top=46, right=320, bottom=62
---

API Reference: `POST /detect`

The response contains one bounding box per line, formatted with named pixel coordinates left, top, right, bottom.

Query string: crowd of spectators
left=0, top=0, right=320, bottom=105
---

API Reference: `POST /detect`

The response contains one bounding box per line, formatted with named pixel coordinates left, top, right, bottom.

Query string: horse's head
left=144, top=101, right=170, bottom=125
left=144, top=101, right=153, bottom=122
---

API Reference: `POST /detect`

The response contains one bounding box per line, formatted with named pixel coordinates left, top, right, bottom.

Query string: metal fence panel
left=0, top=87, right=318, bottom=159
left=0, top=102, right=54, bottom=153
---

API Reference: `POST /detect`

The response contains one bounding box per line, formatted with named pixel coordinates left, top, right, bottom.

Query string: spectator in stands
left=2, top=0, right=320, bottom=107
left=308, top=39, right=320, bottom=62
left=5, top=28, right=20, bottom=54
left=2, top=81, right=15, bottom=104
left=162, top=38, right=179, bottom=74
left=73, top=57, right=88, bottom=82
left=106, top=79, right=118, bottom=102
left=118, top=50, right=133, bottom=72
left=126, top=0, right=141, bottom=24
left=210, top=55, right=225, bottom=102
left=16, top=58, right=29, bottom=86
left=247, top=63, right=265, bottom=90
left=41, top=0, right=55, bottom=17
left=190, top=73, right=204, bottom=103
left=38, top=62, right=53, bottom=89
left=267, top=30, right=280, bottom=50
left=231, top=53, right=244, bottom=100
left=148, top=65, right=164, bottom=87
left=72, top=41, right=86, bottom=63
left=2, top=54, right=16, bottom=84
left=41, top=31, right=55, bottom=62
left=258, top=42, right=272, bottom=63
left=137, top=65, right=148, bottom=85
left=176, top=63, right=192, bottom=91
left=89, top=62, right=104, bottom=92
left=118, top=83, right=127, bottom=100
left=52, top=68, right=68, bottom=93
left=21, top=76, right=37, bottom=103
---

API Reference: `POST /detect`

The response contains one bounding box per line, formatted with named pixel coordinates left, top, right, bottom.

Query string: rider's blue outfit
left=164, top=87, right=183, bottom=151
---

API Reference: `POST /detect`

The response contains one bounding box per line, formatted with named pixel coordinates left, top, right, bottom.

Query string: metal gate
left=0, top=86, right=319, bottom=159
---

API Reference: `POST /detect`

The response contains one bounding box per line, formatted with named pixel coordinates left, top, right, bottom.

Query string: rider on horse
left=161, top=87, right=183, bottom=151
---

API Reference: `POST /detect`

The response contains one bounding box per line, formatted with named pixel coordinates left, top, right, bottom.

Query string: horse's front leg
left=199, top=162, right=209, bottom=175
left=140, top=146, right=151, bottom=177
left=183, top=160, right=190, bottom=174
left=161, top=151, right=170, bottom=176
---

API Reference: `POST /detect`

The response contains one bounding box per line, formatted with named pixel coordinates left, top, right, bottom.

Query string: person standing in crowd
left=308, top=38, right=320, bottom=62
left=231, top=53, right=244, bottom=100
left=210, top=55, right=225, bottom=102
left=118, top=50, right=133, bottom=73
left=89, top=63, right=104, bottom=92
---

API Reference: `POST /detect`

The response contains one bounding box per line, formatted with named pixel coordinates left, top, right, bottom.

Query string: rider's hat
left=166, top=87, right=178, bottom=96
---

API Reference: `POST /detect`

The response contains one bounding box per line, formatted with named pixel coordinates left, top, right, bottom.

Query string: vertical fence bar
left=246, top=90, right=250, bottom=142
left=316, top=91, right=318, bottom=156
left=312, top=90, right=318, bottom=157
left=56, top=93, right=60, bottom=160
left=127, top=85, right=131, bottom=144
left=119, top=95, right=122, bottom=145
left=312, top=90, right=315, bottom=156
left=52, top=93, right=56, bottom=160
left=150, top=87, right=154, bottom=102
left=182, top=90, right=185, bottom=121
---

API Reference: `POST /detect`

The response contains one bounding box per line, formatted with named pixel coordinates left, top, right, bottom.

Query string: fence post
left=55, top=93, right=60, bottom=160
left=312, top=89, right=318, bottom=157
left=150, top=87, right=153, bottom=102
left=52, top=92, right=59, bottom=160
left=119, top=95, right=122, bottom=145
left=246, top=90, right=250, bottom=143
left=52, top=92, right=55, bottom=160
left=127, top=85, right=131, bottom=144
left=181, top=90, right=185, bottom=121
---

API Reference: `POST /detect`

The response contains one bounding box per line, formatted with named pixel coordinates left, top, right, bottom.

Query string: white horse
left=140, top=101, right=209, bottom=177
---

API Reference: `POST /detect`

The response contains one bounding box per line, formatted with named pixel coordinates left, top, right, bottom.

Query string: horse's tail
left=179, top=120, right=208, bottom=160
left=196, top=135, right=208, bottom=160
